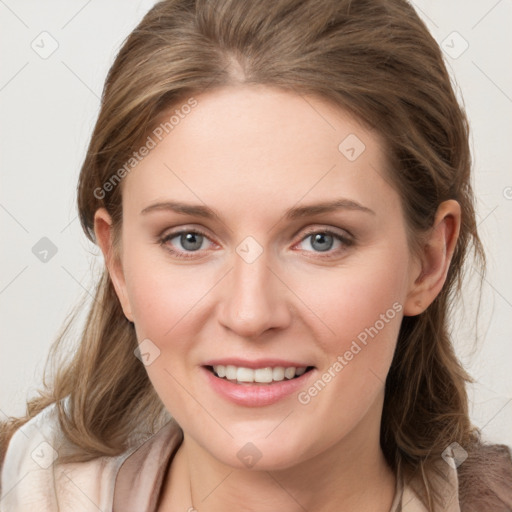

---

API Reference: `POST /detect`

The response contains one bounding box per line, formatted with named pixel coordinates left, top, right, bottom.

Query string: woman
left=1, top=0, right=511, bottom=510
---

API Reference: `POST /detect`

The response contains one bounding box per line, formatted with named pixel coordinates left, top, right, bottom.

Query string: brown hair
left=0, top=1, right=487, bottom=509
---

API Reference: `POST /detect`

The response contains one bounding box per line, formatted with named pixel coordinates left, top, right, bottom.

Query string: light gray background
left=1, top=1, right=511, bottom=447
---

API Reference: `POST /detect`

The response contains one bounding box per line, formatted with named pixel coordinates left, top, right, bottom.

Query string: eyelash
left=158, top=227, right=354, bottom=260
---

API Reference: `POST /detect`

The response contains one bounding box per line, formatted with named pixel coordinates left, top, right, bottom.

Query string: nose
left=217, top=248, right=292, bottom=339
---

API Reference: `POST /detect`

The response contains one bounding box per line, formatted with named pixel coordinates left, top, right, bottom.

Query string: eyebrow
left=140, top=198, right=375, bottom=219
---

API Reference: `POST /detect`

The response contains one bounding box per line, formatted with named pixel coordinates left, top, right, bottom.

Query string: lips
left=201, top=358, right=316, bottom=407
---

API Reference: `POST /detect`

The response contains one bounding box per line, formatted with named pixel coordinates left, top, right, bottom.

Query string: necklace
left=188, top=476, right=195, bottom=511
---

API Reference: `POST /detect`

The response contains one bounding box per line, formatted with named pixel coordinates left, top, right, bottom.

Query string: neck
left=159, top=396, right=396, bottom=512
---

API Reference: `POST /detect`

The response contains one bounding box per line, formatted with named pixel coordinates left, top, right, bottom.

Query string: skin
left=94, top=84, right=460, bottom=511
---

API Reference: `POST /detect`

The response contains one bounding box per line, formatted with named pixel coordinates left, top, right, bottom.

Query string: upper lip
left=202, top=358, right=314, bottom=369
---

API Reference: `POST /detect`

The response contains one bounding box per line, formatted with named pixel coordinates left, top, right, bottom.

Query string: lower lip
left=201, top=366, right=315, bottom=407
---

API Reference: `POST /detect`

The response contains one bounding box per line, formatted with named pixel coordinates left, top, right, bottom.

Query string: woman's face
left=103, top=85, right=423, bottom=470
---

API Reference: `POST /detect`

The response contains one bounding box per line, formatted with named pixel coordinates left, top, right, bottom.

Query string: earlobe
left=93, top=208, right=134, bottom=322
left=403, top=200, right=461, bottom=316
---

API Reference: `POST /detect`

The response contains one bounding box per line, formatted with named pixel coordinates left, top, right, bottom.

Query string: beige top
left=0, top=402, right=461, bottom=511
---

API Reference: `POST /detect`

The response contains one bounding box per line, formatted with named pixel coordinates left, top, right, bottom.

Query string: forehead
left=122, top=85, right=397, bottom=221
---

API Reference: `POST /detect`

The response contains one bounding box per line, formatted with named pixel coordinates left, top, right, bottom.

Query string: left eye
left=296, top=231, right=348, bottom=253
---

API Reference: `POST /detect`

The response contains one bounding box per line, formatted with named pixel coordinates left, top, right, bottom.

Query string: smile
left=202, top=363, right=317, bottom=407
left=208, top=364, right=314, bottom=384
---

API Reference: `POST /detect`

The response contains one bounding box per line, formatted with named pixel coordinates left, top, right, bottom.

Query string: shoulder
left=458, top=441, right=512, bottom=511
left=0, top=399, right=130, bottom=512
left=393, top=441, right=512, bottom=512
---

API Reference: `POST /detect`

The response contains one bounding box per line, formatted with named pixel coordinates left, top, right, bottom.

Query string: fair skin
left=95, top=85, right=460, bottom=512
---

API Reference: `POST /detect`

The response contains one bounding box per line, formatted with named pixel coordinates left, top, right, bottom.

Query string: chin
left=207, top=436, right=310, bottom=472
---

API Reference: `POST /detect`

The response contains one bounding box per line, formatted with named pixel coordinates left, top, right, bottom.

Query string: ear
left=403, top=200, right=461, bottom=316
left=93, top=207, right=134, bottom=322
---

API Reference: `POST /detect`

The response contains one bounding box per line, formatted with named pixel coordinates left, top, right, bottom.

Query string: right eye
left=159, top=229, right=216, bottom=259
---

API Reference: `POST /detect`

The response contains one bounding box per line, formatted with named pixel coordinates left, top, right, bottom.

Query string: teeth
left=212, top=365, right=309, bottom=383
left=284, top=367, right=295, bottom=379
left=237, top=367, right=255, bottom=382
left=225, top=365, right=237, bottom=380
left=272, top=366, right=285, bottom=381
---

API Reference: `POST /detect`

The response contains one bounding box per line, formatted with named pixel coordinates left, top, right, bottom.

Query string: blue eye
left=306, top=232, right=335, bottom=252
left=174, top=232, right=205, bottom=251
left=296, top=230, right=352, bottom=255
left=160, top=230, right=213, bottom=258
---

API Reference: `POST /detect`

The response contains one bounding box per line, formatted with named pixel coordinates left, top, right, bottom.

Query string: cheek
left=122, top=256, right=206, bottom=416
left=293, top=245, right=408, bottom=413
left=126, top=273, right=174, bottom=338
left=287, top=245, right=409, bottom=427
left=290, top=249, right=408, bottom=348
left=123, top=245, right=207, bottom=339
